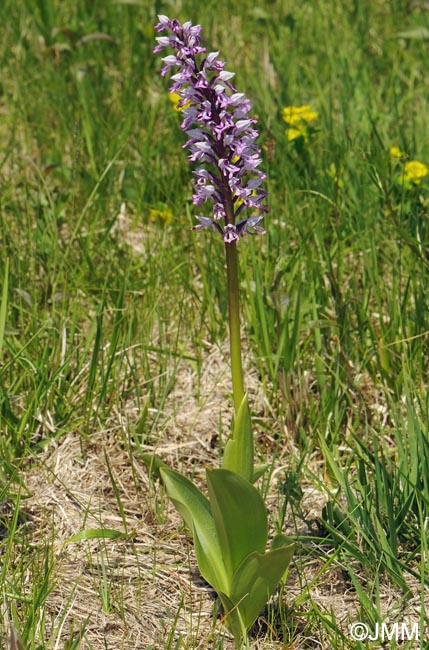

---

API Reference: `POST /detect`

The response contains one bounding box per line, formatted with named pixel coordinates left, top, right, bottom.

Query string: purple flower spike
left=154, top=16, right=268, bottom=243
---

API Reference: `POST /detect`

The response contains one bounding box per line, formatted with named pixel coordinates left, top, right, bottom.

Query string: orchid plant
left=144, top=17, right=294, bottom=647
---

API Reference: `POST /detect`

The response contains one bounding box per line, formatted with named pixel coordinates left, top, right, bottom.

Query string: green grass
left=1, top=0, right=429, bottom=647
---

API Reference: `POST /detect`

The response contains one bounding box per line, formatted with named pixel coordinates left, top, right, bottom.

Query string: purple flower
left=154, top=16, right=268, bottom=244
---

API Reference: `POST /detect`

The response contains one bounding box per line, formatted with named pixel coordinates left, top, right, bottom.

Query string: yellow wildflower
left=282, top=105, right=319, bottom=126
left=149, top=208, right=173, bottom=225
left=282, top=105, right=318, bottom=144
left=286, top=126, right=307, bottom=142
left=168, top=92, right=191, bottom=111
left=400, top=160, right=428, bottom=185
left=389, top=145, right=404, bottom=159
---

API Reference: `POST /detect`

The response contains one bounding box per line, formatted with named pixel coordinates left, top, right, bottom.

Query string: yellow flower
left=400, top=160, right=428, bottom=185
left=389, top=145, right=404, bottom=159
left=282, top=105, right=318, bottom=144
left=286, top=126, right=308, bottom=142
left=282, top=105, right=318, bottom=126
left=168, top=92, right=191, bottom=111
left=149, top=208, right=173, bottom=225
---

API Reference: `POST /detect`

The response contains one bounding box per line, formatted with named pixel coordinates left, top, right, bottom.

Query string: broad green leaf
left=206, top=469, right=267, bottom=581
left=271, top=532, right=294, bottom=550
left=160, top=468, right=228, bottom=594
left=270, top=534, right=295, bottom=582
left=223, top=393, right=253, bottom=482
left=218, top=591, right=246, bottom=645
left=140, top=453, right=170, bottom=479
left=65, top=528, right=128, bottom=544
left=252, top=463, right=269, bottom=482
left=228, top=544, right=295, bottom=631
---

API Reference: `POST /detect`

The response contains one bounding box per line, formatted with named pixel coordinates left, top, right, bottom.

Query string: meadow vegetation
left=1, top=0, right=429, bottom=647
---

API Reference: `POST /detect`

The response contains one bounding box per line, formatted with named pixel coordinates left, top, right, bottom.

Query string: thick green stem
left=225, top=241, right=245, bottom=413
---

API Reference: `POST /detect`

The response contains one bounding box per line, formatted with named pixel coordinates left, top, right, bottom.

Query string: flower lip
left=224, top=224, right=240, bottom=243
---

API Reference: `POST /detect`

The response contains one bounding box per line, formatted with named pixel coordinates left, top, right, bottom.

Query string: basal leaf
left=218, top=591, right=246, bottom=645
left=160, top=467, right=228, bottom=594
left=206, top=469, right=267, bottom=581
left=229, top=544, right=295, bottom=631
left=223, top=393, right=253, bottom=482
left=252, top=463, right=269, bottom=482
left=271, top=532, right=294, bottom=550
left=140, top=453, right=170, bottom=479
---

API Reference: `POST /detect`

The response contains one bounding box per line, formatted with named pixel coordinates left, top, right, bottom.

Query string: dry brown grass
left=13, top=343, right=426, bottom=649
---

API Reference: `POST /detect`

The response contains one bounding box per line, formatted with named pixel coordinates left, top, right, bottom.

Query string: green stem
left=225, top=241, right=245, bottom=413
